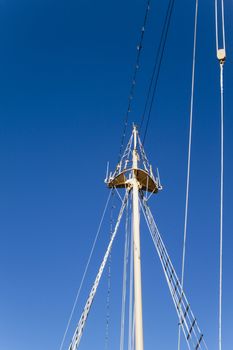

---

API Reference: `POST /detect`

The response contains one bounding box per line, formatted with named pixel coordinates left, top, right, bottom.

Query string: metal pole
left=132, top=126, right=144, bottom=350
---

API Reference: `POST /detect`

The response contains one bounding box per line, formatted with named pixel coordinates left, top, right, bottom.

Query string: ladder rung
left=195, top=334, right=203, bottom=349
left=169, top=268, right=174, bottom=283
left=184, top=304, right=190, bottom=319
left=187, top=318, right=196, bottom=340
left=178, top=292, right=183, bottom=308
left=165, top=257, right=169, bottom=271
left=173, top=280, right=179, bottom=296
left=160, top=246, right=165, bottom=259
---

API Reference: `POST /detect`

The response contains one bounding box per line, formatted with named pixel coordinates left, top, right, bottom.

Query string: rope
left=215, top=0, right=226, bottom=54
left=118, top=0, right=151, bottom=161
left=221, top=0, right=226, bottom=51
left=218, top=61, right=224, bottom=350
left=215, top=0, right=219, bottom=52
left=120, top=199, right=130, bottom=350
left=59, top=190, right=114, bottom=350
left=105, top=204, right=115, bottom=350
left=141, top=0, right=175, bottom=144
left=139, top=0, right=174, bottom=131
left=104, top=254, right=111, bottom=350
left=215, top=0, right=226, bottom=349
left=131, top=308, right=135, bottom=350
left=128, top=196, right=134, bottom=350
left=68, top=191, right=129, bottom=350
left=140, top=192, right=208, bottom=350
left=178, top=0, right=198, bottom=349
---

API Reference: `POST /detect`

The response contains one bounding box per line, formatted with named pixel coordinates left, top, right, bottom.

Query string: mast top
left=105, top=125, right=162, bottom=193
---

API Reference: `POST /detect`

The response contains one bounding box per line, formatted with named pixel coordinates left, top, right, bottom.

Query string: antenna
left=105, top=161, right=109, bottom=183
left=156, top=167, right=162, bottom=190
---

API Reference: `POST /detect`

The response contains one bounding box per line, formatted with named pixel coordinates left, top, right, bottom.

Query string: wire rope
left=215, top=0, right=226, bottom=54
left=215, top=0, right=226, bottom=349
left=141, top=0, right=175, bottom=144
left=68, top=191, right=129, bottom=350
left=105, top=203, right=115, bottom=350
left=128, top=195, right=134, bottom=350
left=139, top=0, right=174, bottom=133
left=132, top=309, right=135, bottom=350
left=220, top=0, right=226, bottom=51
left=118, top=0, right=151, bottom=161
left=218, top=61, right=224, bottom=350
left=105, top=252, right=111, bottom=350
left=120, top=199, right=130, bottom=350
left=59, top=189, right=114, bottom=350
left=177, top=0, right=198, bottom=349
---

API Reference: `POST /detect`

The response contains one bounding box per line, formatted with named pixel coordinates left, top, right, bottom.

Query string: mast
left=106, top=125, right=160, bottom=349
left=132, top=126, right=144, bottom=350
left=67, top=125, right=208, bottom=350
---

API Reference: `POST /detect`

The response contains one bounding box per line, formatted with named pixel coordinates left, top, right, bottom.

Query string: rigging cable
left=139, top=192, right=208, bottom=350
left=177, top=0, right=199, bottom=349
left=128, top=194, right=134, bottom=350
left=105, top=202, right=115, bottom=350
left=104, top=243, right=111, bottom=350
left=118, top=0, right=151, bottom=161
left=59, top=189, right=114, bottom=350
left=215, top=0, right=226, bottom=349
left=120, top=198, right=130, bottom=350
left=218, top=61, right=224, bottom=350
left=68, top=191, right=130, bottom=350
left=140, top=0, right=175, bottom=144
left=140, top=0, right=174, bottom=133
left=131, top=309, right=135, bottom=350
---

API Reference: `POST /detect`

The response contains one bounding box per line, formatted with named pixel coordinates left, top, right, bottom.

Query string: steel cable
left=120, top=199, right=130, bottom=350
left=215, top=0, right=226, bottom=349
left=59, top=190, right=114, bottom=350
left=141, top=0, right=175, bottom=144
left=118, top=0, right=151, bottom=161
left=177, top=0, right=199, bottom=349
left=105, top=202, right=115, bottom=350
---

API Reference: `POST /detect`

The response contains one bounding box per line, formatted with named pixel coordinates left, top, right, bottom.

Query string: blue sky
left=0, top=0, right=232, bottom=349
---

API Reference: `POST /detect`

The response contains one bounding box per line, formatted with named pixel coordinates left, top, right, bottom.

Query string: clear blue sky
left=0, top=0, right=232, bottom=349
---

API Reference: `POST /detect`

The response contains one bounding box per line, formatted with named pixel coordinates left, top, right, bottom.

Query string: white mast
left=107, top=125, right=160, bottom=349
left=66, top=125, right=208, bottom=350
left=132, top=125, right=144, bottom=350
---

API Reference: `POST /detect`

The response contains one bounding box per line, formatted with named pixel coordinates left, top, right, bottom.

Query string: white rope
left=178, top=0, right=198, bottom=348
left=215, top=0, right=219, bottom=53
left=69, top=191, right=129, bottom=350
left=120, top=200, right=130, bottom=350
left=132, top=308, right=135, bottom=350
left=104, top=252, right=111, bottom=350
left=215, top=0, right=226, bottom=52
left=140, top=194, right=208, bottom=349
left=128, top=198, right=134, bottom=350
left=215, top=0, right=226, bottom=349
left=221, top=0, right=226, bottom=50
left=105, top=204, right=115, bottom=350
left=59, top=190, right=113, bottom=350
left=218, top=60, right=224, bottom=350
